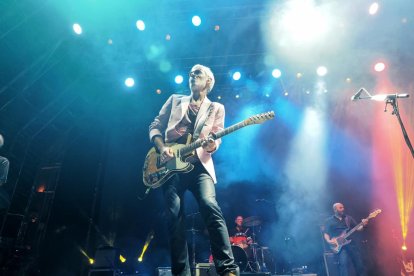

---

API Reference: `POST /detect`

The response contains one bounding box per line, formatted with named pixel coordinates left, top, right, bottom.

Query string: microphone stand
left=385, top=97, right=414, bottom=159
left=186, top=212, right=200, bottom=276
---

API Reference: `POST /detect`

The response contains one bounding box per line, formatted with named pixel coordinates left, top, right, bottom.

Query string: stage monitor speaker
left=92, top=247, right=118, bottom=268
left=324, top=252, right=340, bottom=276
left=88, top=268, right=116, bottom=276
left=240, top=273, right=271, bottom=276
left=196, top=263, right=218, bottom=276
left=323, top=252, right=356, bottom=276
left=275, top=274, right=316, bottom=276
left=157, top=267, right=172, bottom=276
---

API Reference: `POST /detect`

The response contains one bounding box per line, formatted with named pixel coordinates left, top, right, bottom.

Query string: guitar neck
left=179, top=121, right=248, bottom=156
left=343, top=216, right=369, bottom=239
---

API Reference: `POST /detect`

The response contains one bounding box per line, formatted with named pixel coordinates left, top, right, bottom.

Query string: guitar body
left=143, top=143, right=194, bottom=189
left=142, top=111, right=275, bottom=191
left=330, top=232, right=352, bottom=253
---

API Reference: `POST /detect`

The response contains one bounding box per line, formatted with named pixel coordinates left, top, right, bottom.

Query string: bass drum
left=231, top=245, right=248, bottom=272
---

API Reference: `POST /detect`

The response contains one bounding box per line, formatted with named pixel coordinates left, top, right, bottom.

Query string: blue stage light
left=192, top=16, right=201, bottom=27
left=136, top=20, right=145, bottom=31
left=232, top=71, right=241, bottom=81
left=175, top=75, right=184, bottom=84
left=73, top=23, right=82, bottom=35
left=272, top=69, right=282, bottom=78
left=316, top=66, right=328, bottom=77
left=125, top=77, right=135, bottom=87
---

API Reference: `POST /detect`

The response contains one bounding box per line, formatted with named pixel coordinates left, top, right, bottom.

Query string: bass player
left=323, top=202, right=368, bottom=276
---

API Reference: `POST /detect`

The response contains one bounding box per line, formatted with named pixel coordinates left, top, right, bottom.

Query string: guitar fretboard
left=178, top=121, right=248, bottom=156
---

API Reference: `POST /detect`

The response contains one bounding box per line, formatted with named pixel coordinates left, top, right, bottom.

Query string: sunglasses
left=189, top=69, right=204, bottom=77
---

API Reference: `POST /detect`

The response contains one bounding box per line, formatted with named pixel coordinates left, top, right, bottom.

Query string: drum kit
left=228, top=216, right=275, bottom=273
left=206, top=216, right=275, bottom=273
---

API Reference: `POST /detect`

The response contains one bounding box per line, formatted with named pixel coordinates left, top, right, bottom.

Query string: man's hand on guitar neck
left=201, top=137, right=216, bottom=153
left=357, top=219, right=369, bottom=231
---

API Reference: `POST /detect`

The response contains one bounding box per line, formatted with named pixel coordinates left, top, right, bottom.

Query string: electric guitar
left=142, top=111, right=275, bottom=190
left=329, top=209, right=381, bottom=253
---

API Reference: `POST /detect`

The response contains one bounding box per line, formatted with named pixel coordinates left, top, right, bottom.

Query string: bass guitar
left=142, top=111, right=275, bottom=190
left=329, top=209, right=381, bottom=253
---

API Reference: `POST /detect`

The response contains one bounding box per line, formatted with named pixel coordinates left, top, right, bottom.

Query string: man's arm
left=149, top=95, right=173, bottom=142
left=357, top=218, right=368, bottom=231
left=324, top=232, right=336, bottom=245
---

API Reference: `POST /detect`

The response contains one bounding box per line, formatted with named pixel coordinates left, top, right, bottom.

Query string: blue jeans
left=0, top=157, right=9, bottom=185
left=338, top=243, right=366, bottom=276
left=163, top=163, right=238, bottom=276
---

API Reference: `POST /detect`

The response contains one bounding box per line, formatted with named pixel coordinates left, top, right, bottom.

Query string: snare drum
left=232, top=235, right=249, bottom=249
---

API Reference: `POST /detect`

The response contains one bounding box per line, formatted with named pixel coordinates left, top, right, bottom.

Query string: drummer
left=229, top=216, right=252, bottom=249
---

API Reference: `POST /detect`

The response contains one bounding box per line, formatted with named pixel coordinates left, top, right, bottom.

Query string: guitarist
left=323, top=202, right=368, bottom=276
left=149, top=64, right=239, bottom=276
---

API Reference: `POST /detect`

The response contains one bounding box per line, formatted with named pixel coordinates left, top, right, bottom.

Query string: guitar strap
left=345, top=215, right=351, bottom=230
left=192, top=102, right=214, bottom=141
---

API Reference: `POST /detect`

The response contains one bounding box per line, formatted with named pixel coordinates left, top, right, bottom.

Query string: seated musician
left=229, top=216, right=252, bottom=249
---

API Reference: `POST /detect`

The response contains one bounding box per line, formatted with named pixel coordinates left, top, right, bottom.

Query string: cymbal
left=242, top=216, right=262, bottom=227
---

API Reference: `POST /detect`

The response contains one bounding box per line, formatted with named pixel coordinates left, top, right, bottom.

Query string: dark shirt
left=173, top=102, right=200, bottom=144
left=324, top=215, right=358, bottom=238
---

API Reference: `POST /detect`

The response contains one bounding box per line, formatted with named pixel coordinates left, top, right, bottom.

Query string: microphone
left=351, top=88, right=366, bottom=101
left=371, top=93, right=410, bottom=101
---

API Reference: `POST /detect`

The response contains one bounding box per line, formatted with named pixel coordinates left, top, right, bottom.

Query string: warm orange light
left=389, top=109, right=414, bottom=251
left=37, top=184, right=46, bottom=193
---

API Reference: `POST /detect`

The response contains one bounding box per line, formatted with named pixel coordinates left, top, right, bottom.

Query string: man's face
left=235, top=216, right=243, bottom=227
left=335, top=204, right=345, bottom=216
left=189, top=67, right=209, bottom=92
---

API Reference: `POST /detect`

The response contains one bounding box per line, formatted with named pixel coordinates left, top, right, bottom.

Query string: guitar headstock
left=368, top=209, right=382, bottom=219
left=244, top=111, right=275, bottom=125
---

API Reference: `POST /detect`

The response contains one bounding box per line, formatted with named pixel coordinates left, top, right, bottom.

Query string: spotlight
left=119, top=255, right=126, bottom=263
left=214, top=25, right=220, bottom=31
left=108, top=39, right=113, bottom=45
left=272, top=69, right=282, bottom=79
left=125, top=78, right=135, bottom=87
left=165, top=34, right=171, bottom=41
left=72, top=23, right=82, bottom=35
left=346, top=77, right=352, bottom=83
left=369, top=3, right=379, bottom=15
left=232, top=71, right=241, bottom=81
left=136, top=20, right=145, bottom=31
left=192, top=16, right=202, bottom=27
left=296, top=73, right=303, bottom=79
left=316, top=66, right=328, bottom=77
left=156, top=89, right=162, bottom=94
left=284, top=92, right=289, bottom=96
left=217, top=96, right=222, bottom=100
left=402, top=244, right=408, bottom=251
left=235, top=94, right=240, bottom=99
left=89, top=258, right=94, bottom=265
left=138, top=256, right=143, bottom=262
left=374, top=62, right=385, bottom=72
left=175, top=75, right=184, bottom=84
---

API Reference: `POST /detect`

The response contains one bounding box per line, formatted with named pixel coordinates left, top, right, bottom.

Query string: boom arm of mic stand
left=388, top=98, right=414, bottom=159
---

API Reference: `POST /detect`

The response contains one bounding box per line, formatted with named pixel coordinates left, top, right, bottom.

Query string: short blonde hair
left=191, top=64, right=215, bottom=93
